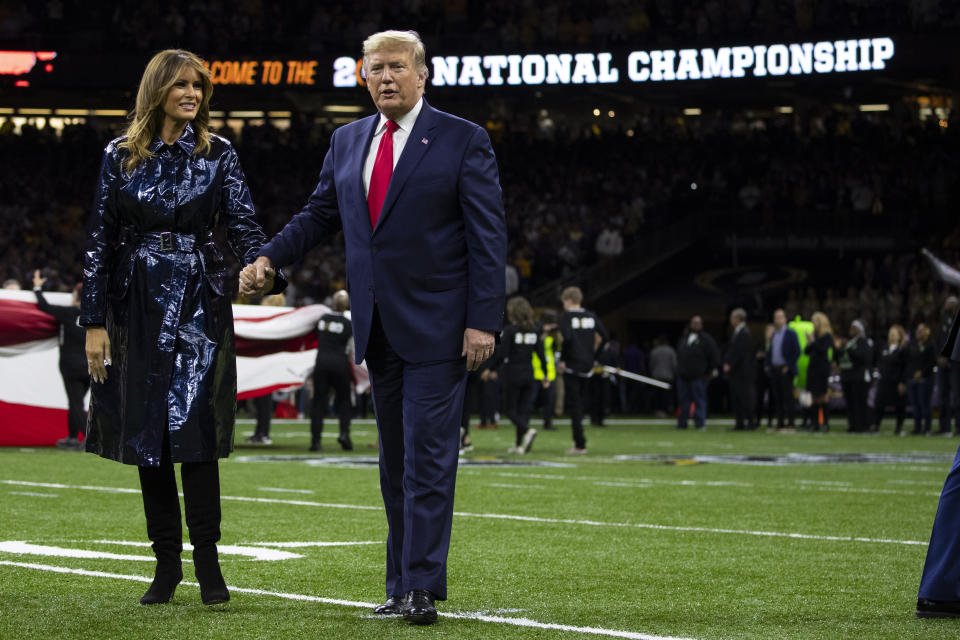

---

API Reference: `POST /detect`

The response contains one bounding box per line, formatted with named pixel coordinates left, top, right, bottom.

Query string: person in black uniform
left=498, top=296, right=545, bottom=454
left=836, top=319, right=871, bottom=432
left=935, top=297, right=960, bottom=435
left=676, top=315, right=721, bottom=430
left=723, top=308, right=756, bottom=430
left=310, top=290, right=354, bottom=452
left=246, top=293, right=288, bottom=445
left=872, top=324, right=908, bottom=434
left=804, top=312, right=833, bottom=432
left=32, top=270, right=87, bottom=450
left=906, top=322, right=937, bottom=436
left=558, top=286, right=608, bottom=454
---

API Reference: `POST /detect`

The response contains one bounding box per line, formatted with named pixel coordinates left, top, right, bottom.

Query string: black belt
left=120, top=229, right=212, bottom=252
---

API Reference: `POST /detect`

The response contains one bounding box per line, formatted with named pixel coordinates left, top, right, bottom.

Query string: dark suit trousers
left=769, top=368, right=795, bottom=427
left=919, top=443, right=960, bottom=600
left=730, top=374, right=754, bottom=429
left=365, top=310, right=467, bottom=601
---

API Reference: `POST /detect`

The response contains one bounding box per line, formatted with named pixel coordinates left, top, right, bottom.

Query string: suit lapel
left=373, top=101, right=438, bottom=234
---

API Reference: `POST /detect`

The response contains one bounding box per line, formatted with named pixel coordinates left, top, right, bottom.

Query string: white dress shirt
left=363, top=97, right=424, bottom=197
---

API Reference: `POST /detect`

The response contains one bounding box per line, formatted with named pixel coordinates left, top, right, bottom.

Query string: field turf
left=2, top=416, right=960, bottom=640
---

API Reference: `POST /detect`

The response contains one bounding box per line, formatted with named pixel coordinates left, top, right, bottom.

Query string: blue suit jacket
left=261, top=100, right=507, bottom=364
left=767, top=326, right=801, bottom=376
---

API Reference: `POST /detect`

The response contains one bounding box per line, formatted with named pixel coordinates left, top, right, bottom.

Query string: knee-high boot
left=182, top=460, right=229, bottom=605
left=137, top=448, right=183, bottom=605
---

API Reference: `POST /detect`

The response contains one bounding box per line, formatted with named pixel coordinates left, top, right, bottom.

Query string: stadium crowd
left=2, top=0, right=955, bottom=54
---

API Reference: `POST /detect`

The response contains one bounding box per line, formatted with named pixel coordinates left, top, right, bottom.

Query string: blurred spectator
left=648, top=335, right=677, bottom=418
left=872, top=324, right=908, bottom=435
left=907, top=323, right=937, bottom=435
left=676, top=315, right=719, bottom=430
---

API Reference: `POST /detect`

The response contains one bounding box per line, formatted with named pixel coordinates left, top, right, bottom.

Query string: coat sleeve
left=80, top=144, right=121, bottom=326
left=459, top=126, right=507, bottom=333
left=260, top=130, right=343, bottom=269
left=34, top=290, right=74, bottom=325
left=219, top=144, right=287, bottom=294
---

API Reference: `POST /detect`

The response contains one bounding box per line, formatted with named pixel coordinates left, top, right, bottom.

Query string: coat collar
left=149, top=121, right=197, bottom=155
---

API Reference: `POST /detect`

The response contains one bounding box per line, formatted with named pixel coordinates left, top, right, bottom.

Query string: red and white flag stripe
left=0, top=290, right=365, bottom=446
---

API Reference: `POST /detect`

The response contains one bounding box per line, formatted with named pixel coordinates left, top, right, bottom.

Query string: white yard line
left=0, top=561, right=697, bottom=640
left=1, top=479, right=929, bottom=547
left=8, top=491, right=58, bottom=498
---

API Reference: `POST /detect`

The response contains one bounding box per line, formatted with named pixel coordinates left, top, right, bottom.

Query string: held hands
left=85, top=327, right=111, bottom=383
left=32, top=269, right=46, bottom=289
left=462, top=328, right=494, bottom=371
left=239, top=256, right=276, bottom=297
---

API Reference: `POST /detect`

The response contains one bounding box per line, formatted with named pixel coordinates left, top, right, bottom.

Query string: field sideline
left=3, top=417, right=960, bottom=640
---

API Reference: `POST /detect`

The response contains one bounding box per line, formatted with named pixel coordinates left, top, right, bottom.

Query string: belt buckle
left=159, top=231, right=173, bottom=252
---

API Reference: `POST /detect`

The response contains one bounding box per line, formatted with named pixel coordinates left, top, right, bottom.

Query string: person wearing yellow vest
left=533, top=309, right=560, bottom=431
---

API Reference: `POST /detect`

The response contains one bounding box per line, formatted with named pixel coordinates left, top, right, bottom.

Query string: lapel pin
left=421, top=138, right=429, bottom=145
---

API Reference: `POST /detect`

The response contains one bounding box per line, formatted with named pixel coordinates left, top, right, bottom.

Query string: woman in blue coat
left=80, top=50, right=284, bottom=606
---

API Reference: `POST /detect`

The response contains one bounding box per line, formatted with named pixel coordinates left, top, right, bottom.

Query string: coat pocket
left=199, top=242, right=227, bottom=297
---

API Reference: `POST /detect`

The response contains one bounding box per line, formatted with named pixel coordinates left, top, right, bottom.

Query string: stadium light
left=683, top=108, right=702, bottom=116
left=324, top=105, right=364, bottom=113
left=776, top=106, right=794, bottom=114
left=858, top=104, right=889, bottom=112
left=592, top=108, right=600, bottom=117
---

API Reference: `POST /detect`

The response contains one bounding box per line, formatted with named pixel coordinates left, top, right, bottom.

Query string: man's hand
left=239, top=256, right=275, bottom=296
left=32, top=269, right=46, bottom=289
left=85, top=326, right=111, bottom=383
left=462, top=328, right=494, bottom=371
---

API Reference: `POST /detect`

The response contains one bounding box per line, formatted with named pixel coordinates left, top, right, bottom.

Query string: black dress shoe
left=338, top=434, right=353, bottom=451
left=373, top=595, right=405, bottom=615
left=917, top=598, right=960, bottom=618
left=139, top=566, right=182, bottom=605
left=402, top=590, right=438, bottom=625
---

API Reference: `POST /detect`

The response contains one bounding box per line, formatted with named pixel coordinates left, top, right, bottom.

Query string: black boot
left=182, top=460, right=229, bottom=605
left=138, top=442, right=184, bottom=605
left=338, top=430, right=353, bottom=451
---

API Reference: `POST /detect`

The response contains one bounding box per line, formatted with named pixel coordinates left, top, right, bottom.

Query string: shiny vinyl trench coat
left=80, top=124, right=283, bottom=466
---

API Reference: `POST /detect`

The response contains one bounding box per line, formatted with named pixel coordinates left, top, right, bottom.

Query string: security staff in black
left=311, top=290, right=354, bottom=452
left=33, top=270, right=87, bottom=450
left=558, top=286, right=608, bottom=454
left=499, top=296, right=546, bottom=454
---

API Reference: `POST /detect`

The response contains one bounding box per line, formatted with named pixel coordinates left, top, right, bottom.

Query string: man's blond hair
left=561, top=286, right=583, bottom=305
left=362, top=30, right=428, bottom=76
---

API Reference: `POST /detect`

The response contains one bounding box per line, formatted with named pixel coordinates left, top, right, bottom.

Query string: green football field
left=3, top=416, right=960, bottom=640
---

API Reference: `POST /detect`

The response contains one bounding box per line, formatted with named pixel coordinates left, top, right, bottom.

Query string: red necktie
left=368, top=120, right=399, bottom=229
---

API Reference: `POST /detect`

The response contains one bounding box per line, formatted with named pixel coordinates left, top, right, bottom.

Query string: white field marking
left=796, top=480, right=853, bottom=486
left=0, top=541, right=154, bottom=562
left=18, top=448, right=36, bottom=453
left=487, top=471, right=754, bottom=489
left=880, top=465, right=943, bottom=472
left=258, top=487, right=315, bottom=494
left=8, top=491, right=58, bottom=498
left=488, top=483, right=546, bottom=489
left=0, top=561, right=698, bottom=640
left=888, top=479, right=944, bottom=486
left=87, top=540, right=302, bottom=561
left=1, top=480, right=140, bottom=494
left=241, top=541, right=380, bottom=548
left=595, top=482, right=651, bottom=488
left=2, top=479, right=929, bottom=546
left=801, top=486, right=941, bottom=498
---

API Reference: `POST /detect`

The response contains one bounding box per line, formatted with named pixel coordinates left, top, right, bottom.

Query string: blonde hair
left=120, top=49, right=213, bottom=173
left=362, top=30, right=428, bottom=76
left=561, top=286, right=583, bottom=305
left=888, top=324, right=906, bottom=347
left=506, top=296, right=536, bottom=331
left=811, top=312, right=832, bottom=337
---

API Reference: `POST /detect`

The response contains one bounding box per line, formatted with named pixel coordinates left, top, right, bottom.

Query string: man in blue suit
left=240, top=30, right=506, bottom=625
left=917, top=304, right=960, bottom=618
left=766, top=308, right=801, bottom=429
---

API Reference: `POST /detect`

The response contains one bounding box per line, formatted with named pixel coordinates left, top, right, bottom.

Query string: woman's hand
left=85, top=327, right=111, bottom=383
